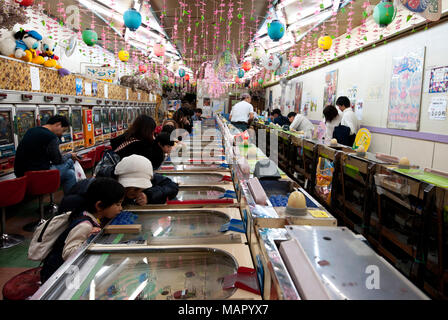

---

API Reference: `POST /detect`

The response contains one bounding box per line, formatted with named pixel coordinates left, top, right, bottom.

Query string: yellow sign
left=354, top=128, right=371, bottom=151
left=309, top=209, right=329, bottom=218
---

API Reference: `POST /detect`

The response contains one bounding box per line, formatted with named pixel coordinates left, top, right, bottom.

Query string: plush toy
left=13, top=30, right=45, bottom=64
left=38, top=37, right=71, bottom=76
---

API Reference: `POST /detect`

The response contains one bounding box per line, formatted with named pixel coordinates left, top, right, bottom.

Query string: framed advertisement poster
left=323, top=70, right=338, bottom=108
left=387, top=47, right=425, bottom=130
left=294, top=81, right=303, bottom=113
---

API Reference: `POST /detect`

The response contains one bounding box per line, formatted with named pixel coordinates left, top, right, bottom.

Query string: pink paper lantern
left=139, top=65, right=147, bottom=73
left=169, top=77, right=175, bottom=84
left=154, top=43, right=166, bottom=57
left=291, top=56, right=301, bottom=68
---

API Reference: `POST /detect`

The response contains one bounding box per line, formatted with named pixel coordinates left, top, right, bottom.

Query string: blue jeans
left=51, top=158, right=76, bottom=194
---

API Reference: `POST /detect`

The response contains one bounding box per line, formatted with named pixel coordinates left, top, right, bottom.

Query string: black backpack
left=93, top=149, right=121, bottom=178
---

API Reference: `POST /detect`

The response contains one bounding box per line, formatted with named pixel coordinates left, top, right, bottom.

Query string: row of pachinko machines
left=31, top=116, right=429, bottom=300
left=0, top=90, right=157, bottom=176
left=32, top=117, right=261, bottom=300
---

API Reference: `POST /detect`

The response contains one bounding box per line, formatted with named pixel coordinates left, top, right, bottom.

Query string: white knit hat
left=114, top=155, right=153, bottom=189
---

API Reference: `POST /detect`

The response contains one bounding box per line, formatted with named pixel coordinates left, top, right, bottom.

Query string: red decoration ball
left=242, top=61, right=252, bottom=72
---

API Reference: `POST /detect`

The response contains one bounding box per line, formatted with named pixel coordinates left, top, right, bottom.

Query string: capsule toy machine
left=37, top=105, right=56, bottom=126
left=110, top=105, right=118, bottom=139
left=70, top=106, right=85, bottom=150
left=0, top=103, right=16, bottom=175
left=55, top=105, right=73, bottom=152
left=101, top=105, right=112, bottom=141
left=15, top=104, right=38, bottom=145
left=92, top=105, right=103, bottom=145
left=82, top=107, right=94, bottom=148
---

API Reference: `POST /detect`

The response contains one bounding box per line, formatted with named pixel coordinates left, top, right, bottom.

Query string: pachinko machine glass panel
left=110, top=107, right=118, bottom=138
left=71, top=107, right=84, bottom=150
left=38, top=105, right=55, bottom=126
left=35, top=246, right=252, bottom=300
left=15, top=105, right=37, bottom=144
left=161, top=172, right=231, bottom=186
left=102, top=108, right=111, bottom=140
left=0, top=106, right=16, bottom=173
left=93, top=107, right=103, bottom=145
left=95, top=208, right=244, bottom=246
left=127, top=108, right=134, bottom=127
left=123, top=107, right=129, bottom=130
left=117, top=108, right=124, bottom=134
left=57, top=107, right=73, bottom=152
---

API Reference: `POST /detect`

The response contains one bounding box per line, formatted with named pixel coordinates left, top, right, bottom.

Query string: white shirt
left=324, top=113, right=342, bottom=140
left=230, top=101, right=254, bottom=123
left=340, top=108, right=359, bottom=135
left=289, top=114, right=314, bottom=133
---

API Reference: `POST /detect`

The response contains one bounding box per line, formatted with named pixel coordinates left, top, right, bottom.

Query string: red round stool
left=0, top=176, right=27, bottom=249
left=78, top=149, right=96, bottom=170
left=23, top=170, right=60, bottom=232
left=2, top=267, right=42, bottom=300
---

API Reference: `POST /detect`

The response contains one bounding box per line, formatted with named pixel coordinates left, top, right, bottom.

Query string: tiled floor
left=0, top=190, right=64, bottom=299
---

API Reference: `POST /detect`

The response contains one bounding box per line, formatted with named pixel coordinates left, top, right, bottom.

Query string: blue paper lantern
left=267, top=20, right=285, bottom=42
left=179, top=68, right=186, bottom=77
left=237, top=69, right=245, bottom=78
left=124, top=8, right=142, bottom=31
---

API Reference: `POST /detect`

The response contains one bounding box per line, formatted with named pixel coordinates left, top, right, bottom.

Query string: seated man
left=14, top=115, right=80, bottom=194
left=58, top=155, right=179, bottom=214
left=288, top=112, right=314, bottom=135
left=191, top=108, right=203, bottom=122
left=271, top=108, right=290, bottom=126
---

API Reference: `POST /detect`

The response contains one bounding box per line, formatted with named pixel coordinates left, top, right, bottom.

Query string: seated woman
left=148, top=132, right=175, bottom=170
left=59, top=155, right=178, bottom=214
left=110, top=114, right=156, bottom=161
left=173, top=110, right=192, bottom=134
left=40, top=177, right=125, bottom=283
left=322, top=105, right=342, bottom=141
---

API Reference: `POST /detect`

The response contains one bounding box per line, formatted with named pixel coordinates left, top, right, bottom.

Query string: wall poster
left=387, top=47, right=425, bottom=130
left=294, top=81, right=303, bottom=114
left=429, top=66, right=448, bottom=93
left=323, top=70, right=338, bottom=108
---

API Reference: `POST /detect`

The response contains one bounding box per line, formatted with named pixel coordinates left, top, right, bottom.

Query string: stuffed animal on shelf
left=12, top=30, right=45, bottom=64
left=38, top=36, right=71, bottom=77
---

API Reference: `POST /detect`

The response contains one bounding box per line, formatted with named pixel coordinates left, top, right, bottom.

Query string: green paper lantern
left=373, top=1, right=396, bottom=27
left=82, top=29, right=98, bottom=46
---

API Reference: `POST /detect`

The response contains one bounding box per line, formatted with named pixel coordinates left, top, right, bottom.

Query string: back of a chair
left=24, top=170, right=60, bottom=196
left=0, top=176, right=27, bottom=207
left=95, top=145, right=106, bottom=163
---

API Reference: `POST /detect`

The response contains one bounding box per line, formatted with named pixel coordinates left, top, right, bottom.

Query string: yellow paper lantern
left=118, top=50, right=130, bottom=62
left=318, top=35, right=332, bottom=51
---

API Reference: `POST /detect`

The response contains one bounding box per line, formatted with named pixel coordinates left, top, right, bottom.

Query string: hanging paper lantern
left=82, top=29, right=98, bottom=47
left=169, top=77, right=175, bottom=84
left=318, top=35, right=333, bottom=51
left=251, top=46, right=264, bottom=61
left=267, top=20, right=285, bottom=42
left=163, top=75, right=169, bottom=82
left=258, top=78, right=264, bottom=85
left=242, top=61, right=252, bottom=72
left=15, top=0, right=34, bottom=6
left=118, top=50, right=130, bottom=62
left=123, top=8, right=142, bottom=31
left=237, top=69, right=245, bottom=78
left=139, top=64, right=147, bottom=73
left=373, top=1, right=396, bottom=27
left=171, top=61, right=180, bottom=72
left=235, top=77, right=240, bottom=84
left=291, top=56, right=301, bottom=68
left=185, top=74, right=190, bottom=81
left=179, top=68, right=186, bottom=77
left=154, top=43, right=166, bottom=57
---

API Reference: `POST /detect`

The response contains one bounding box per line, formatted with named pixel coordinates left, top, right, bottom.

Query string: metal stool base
left=1, top=233, right=25, bottom=249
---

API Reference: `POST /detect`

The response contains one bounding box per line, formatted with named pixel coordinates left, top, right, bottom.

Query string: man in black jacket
left=14, top=115, right=80, bottom=194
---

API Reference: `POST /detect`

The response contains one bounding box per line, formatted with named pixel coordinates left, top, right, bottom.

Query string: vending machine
left=110, top=107, right=118, bottom=138
left=56, top=105, right=73, bottom=152
left=71, top=106, right=84, bottom=150
left=37, top=105, right=56, bottom=126
left=92, top=106, right=103, bottom=145
left=101, top=107, right=111, bottom=141
left=0, top=104, right=16, bottom=174
left=14, top=104, right=38, bottom=144
left=82, top=108, right=94, bottom=148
